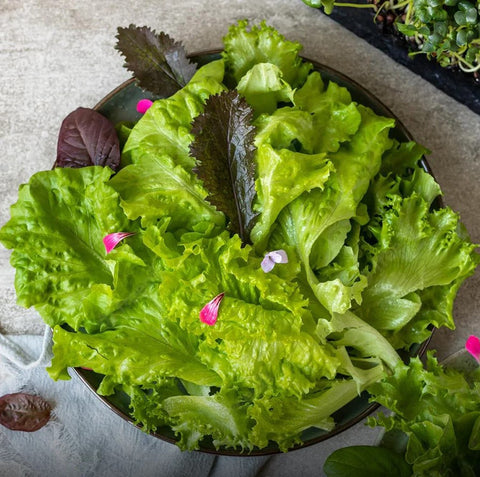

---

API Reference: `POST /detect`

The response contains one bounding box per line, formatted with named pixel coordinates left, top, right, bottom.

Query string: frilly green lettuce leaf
left=249, top=364, right=385, bottom=452
left=49, top=321, right=222, bottom=387
left=367, top=353, right=480, bottom=475
left=110, top=152, right=225, bottom=230
left=254, top=107, right=316, bottom=152
left=222, top=20, right=312, bottom=88
left=268, top=105, right=394, bottom=314
left=0, top=166, right=130, bottom=329
left=236, top=63, right=295, bottom=115
left=251, top=144, right=334, bottom=248
left=163, top=390, right=253, bottom=451
left=294, top=71, right=362, bottom=153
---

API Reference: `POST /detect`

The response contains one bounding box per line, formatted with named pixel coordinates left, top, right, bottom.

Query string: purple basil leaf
left=0, top=392, right=52, bottom=432
left=54, top=107, right=121, bottom=171
left=190, top=90, right=258, bottom=242
left=115, top=25, right=197, bottom=97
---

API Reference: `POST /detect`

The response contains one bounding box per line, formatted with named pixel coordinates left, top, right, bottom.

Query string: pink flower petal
left=136, top=99, right=153, bottom=114
left=466, top=335, right=480, bottom=362
left=200, top=293, right=224, bottom=326
left=270, top=250, right=288, bottom=264
left=261, top=256, right=275, bottom=273
left=103, top=232, right=135, bottom=254
left=261, top=249, right=288, bottom=272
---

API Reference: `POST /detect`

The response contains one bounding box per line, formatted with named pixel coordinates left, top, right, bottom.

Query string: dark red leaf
left=54, top=107, right=121, bottom=171
left=0, top=392, right=52, bottom=432
left=190, top=90, right=258, bottom=242
left=115, top=25, right=197, bottom=97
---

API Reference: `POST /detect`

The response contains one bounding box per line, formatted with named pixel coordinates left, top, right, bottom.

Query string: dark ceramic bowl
left=72, top=51, right=435, bottom=456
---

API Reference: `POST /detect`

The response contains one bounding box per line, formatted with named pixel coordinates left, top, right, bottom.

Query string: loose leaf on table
left=190, top=90, right=258, bottom=242
left=115, top=24, right=197, bottom=97
left=323, top=446, right=412, bottom=477
left=54, top=107, right=121, bottom=171
left=0, top=392, right=52, bottom=432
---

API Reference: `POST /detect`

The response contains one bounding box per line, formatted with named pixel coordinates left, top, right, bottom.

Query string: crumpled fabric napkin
left=0, top=333, right=270, bottom=477
left=0, top=325, right=52, bottom=370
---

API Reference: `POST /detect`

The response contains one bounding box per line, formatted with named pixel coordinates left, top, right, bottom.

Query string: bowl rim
left=71, top=49, right=436, bottom=456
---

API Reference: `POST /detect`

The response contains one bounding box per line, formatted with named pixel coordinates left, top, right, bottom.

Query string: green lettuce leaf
left=268, top=105, right=394, bottom=313
left=294, top=71, right=362, bottom=153
left=110, top=153, right=225, bottom=230
left=222, top=20, right=312, bottom=88
left=368, top=353, right=480, bottom=476
left=357, top=194, right=479, bottom=332
left=163, top=390, right=253, bottom=451
left=0, top=166, right=130, bottom=330
left=236, top=63, right=295, bottom=115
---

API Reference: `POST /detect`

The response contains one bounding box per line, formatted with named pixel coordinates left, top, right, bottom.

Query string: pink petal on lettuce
left=136, top=99, right=153, bottom=114
left=261, top=256, right=275, bottom=273
left=200, top=293, right=225, bottom=326
left=270, top=250, right=288, bottom=264
left=103, top=232, right=135, bottom=254
left=466, top=335, right=480, bottom=362
left=261, top=249, right=288, bottom=272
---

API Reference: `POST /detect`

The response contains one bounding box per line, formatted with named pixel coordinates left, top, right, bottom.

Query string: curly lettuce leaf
left=294, top=71, right=362, bottom=153
left=0, top=166, right=131, bottom=330
left=163, top=390, right=253, bottom=451
left=236, top=63, right=295, bottom=115
left=110, top=153, right=225, bottom=231
left=251, top=145, right=334, bottom=248
left=357, top=194, right=479, bottom=332
left=268, top=105, right=394, bottom=313
left=368, top=353, right=480, bottom=476
left=222, top=20, right=312, bottom=88
left=249, top=364, right=385, bottom=452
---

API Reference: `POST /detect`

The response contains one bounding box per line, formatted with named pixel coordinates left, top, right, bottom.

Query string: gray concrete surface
left=1, top=0, right=479, bottom=474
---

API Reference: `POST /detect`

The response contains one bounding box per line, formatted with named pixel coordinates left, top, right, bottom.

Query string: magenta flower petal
left=200, top=293, right=225, bottom=326
left=261, top=249, right=288, bottom=273
left=103, top=232, right=135, bottom=254
left=136, top=99, right=153, bottom=114
left=466, top=335, right=480, bottom=362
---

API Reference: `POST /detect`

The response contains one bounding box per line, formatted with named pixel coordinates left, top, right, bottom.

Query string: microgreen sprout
left=302, top=0, right=480, bottom=76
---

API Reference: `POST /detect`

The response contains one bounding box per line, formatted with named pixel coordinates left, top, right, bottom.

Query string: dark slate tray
left=321, top=8, right=480, bottom=115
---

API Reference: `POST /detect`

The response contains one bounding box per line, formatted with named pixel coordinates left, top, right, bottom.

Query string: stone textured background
left=0, top=1, right=479, bottom=473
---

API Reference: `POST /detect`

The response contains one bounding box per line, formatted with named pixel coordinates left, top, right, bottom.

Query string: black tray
left=319, top=8, right=480, bottom=115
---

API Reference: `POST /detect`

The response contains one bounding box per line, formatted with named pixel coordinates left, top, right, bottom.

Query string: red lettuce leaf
left=115, top=24, right=197, bottom=97
left=54, top=107, right=121, bottom=171
left=0, top=392, right=52, bottom=432
left=190, top=90, right=258, bottom=242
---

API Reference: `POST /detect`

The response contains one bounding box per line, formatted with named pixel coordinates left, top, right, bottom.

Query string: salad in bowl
left=0, top=20, right=478, bottom=454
